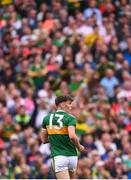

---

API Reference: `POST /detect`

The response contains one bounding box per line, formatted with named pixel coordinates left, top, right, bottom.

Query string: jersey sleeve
left=67, top=115, right=77, bottom=127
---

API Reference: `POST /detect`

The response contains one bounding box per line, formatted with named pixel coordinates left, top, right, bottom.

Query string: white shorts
left=51, top=156, right=78, bottom=173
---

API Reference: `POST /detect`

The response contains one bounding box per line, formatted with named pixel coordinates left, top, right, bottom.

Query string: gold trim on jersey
left=46, top=126, right=68, bottom=135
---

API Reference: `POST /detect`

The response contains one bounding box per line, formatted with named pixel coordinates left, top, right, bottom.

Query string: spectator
left=0, top=0, right=130, bottom=178
left=100, top=69, right=119, bottom=98
left=0, top=113, right=20, bottom=142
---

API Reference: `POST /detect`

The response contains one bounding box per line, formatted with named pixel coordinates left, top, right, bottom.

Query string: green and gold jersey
left=42, top=110, right=77, bottom=157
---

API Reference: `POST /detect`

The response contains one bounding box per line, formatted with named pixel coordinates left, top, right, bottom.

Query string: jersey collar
left=56, top=109, right=76, bottom=118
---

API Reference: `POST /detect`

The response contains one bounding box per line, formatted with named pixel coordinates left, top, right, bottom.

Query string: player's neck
left=57, top=108, right=72, bottom=115
left=57, top=107, right=66, bottom=112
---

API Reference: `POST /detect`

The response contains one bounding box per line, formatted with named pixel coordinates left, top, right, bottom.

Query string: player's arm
left=40, top=128, right=49, bottom=144
left=68, top=126, right=84, bottom=152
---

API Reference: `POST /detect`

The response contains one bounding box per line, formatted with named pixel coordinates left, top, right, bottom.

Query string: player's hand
left=78, top=145, right=85, bottom=152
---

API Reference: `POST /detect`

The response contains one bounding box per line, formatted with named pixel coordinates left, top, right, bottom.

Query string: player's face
left=66, top=100, right=74, bottom=111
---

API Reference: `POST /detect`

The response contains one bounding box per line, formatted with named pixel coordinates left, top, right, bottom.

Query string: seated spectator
left=0, top=113, right=20, bottom=142
left=0, top=0, right=130, bottom=178
left=100, top=69, right=119, bottom=98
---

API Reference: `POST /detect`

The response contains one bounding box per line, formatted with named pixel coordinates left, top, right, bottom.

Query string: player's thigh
left=68, top=156, right=78, bottom=172
left=51, top=156, right=69, bottom=173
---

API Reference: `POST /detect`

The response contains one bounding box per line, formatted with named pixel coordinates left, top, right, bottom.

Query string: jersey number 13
left=49, top=114, right=64, bottom=129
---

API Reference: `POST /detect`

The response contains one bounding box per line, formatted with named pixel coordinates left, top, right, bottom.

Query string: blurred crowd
left=0, top=0, right=131, bottom=179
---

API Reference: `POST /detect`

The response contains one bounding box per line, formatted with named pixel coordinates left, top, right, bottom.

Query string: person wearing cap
left=35, top=90, right=49, bottom=129
left=6, top=134, right=19, bottom=153
left=114, top=157, right=128, bottom=178
left=115, top=157, right=122, bottom=164
left=92, top=160, right=111, bottom=178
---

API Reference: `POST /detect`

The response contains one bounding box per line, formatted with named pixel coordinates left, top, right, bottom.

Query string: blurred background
left=0, top=0, right=131, bottom=179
